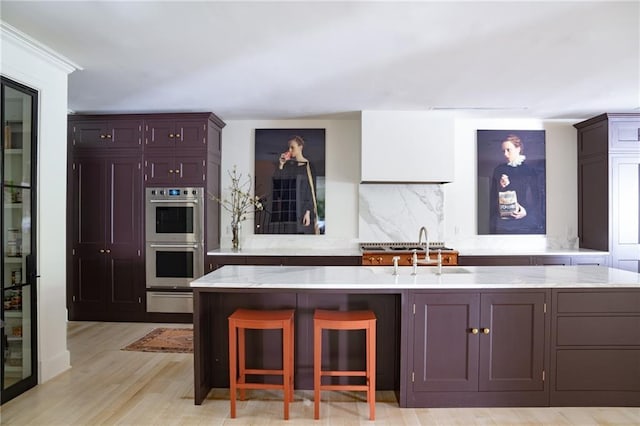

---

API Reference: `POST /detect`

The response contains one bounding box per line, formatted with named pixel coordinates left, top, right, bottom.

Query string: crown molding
left=1, top=21, right=82, bottom=74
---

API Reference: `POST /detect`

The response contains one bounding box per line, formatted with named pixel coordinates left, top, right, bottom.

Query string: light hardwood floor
left=1, top=321, right=639, bottom=425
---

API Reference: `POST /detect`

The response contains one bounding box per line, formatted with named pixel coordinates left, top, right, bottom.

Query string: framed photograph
left=254, top=129, right=326, bottom=235
left=477, top=129, right=546, bottom=235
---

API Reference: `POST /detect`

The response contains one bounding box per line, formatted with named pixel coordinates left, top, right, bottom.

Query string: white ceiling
left=1, top=1, right=639, bottom=121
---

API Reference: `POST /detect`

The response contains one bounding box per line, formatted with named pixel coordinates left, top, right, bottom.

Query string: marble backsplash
left=359, top=184, right=445, bottom=243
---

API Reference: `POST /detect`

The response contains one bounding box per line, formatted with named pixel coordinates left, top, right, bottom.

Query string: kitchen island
left=191, top=265, right=640, bottom=407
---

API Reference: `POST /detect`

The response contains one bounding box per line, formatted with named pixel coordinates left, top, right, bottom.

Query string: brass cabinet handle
left=168, top=170, right=174, bottom=174
left=106, top=249, right=111, bottom=254
left=100, top=134, right=106, bottom=139
left=175, top=133, right=181, bottom=139
left=368, top=257, right=374, bottom=264
left=483, top=328, right=490, bottom=334
left=376, top=257, right=383, bottom=264
left=106, top=134, right=112, bottom=139
left=169, top=133, right=174, bottom=138
left=174, top=169, right=180, bottom=174
left=471, top=328, right=479, bottom=335
left=99, top=249, right=105, bottom=253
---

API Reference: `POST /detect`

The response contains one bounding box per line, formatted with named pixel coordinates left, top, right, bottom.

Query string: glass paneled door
left=1, top=77, right=38, bottom=404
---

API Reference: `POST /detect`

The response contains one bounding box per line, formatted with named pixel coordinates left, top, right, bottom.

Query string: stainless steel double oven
left=145, top=187, right=204, bottom=313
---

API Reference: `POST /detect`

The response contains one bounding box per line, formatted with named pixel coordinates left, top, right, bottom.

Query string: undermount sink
left=369, top=267, right=470, bottom=275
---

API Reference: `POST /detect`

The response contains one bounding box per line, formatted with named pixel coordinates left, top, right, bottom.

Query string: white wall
left=1, top=23, right=78, bottom=382
left=221, top=116, right=579, bottom=251
left=220, top=118, right=361, bottom=249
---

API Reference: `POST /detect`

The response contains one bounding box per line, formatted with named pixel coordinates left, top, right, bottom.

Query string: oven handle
left=149, top=243, right=200, bottom=249
left=149, top=199, right=199, bottom=204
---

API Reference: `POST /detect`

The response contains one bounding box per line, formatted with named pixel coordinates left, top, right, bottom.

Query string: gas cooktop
left=359, top=242, right=454, bottom=252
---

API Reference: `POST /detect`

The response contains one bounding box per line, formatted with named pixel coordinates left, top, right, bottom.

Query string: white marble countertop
left=207, top=247, right=608, bottom=257
left=191, top=265, right=639, bottom=290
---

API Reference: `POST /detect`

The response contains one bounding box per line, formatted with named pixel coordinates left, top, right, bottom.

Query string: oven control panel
left=146, top=187, right=204, bottom=200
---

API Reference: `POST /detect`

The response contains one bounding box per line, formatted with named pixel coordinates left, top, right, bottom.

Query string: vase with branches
left=211, top=166, right=263, bottom=250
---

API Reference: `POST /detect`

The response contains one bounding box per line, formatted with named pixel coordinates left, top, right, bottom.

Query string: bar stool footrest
left=236, top=383, right=288, bottom=391
left=321, top=370, right=367, bottom=377
left=243, top=368, right=285, bottom=375
left=318, top=384, right=370, bottom=391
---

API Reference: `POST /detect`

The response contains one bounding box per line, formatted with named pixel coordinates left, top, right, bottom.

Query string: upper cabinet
left=141, top=113, right=224, bottom=186
left=69, top=118, right=142, bottom=149
left=574, top=113, right=640, bottom=272
left=144, top=152, right=206, bottom=185
left=144, top=118, right=208, bottom=149
left=360, top=111, right=454, bottom=183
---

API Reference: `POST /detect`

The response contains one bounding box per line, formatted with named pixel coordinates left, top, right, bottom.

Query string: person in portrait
left=272, top=135, right=319, bottom=234
left=489, top=134, right=544, bottom=234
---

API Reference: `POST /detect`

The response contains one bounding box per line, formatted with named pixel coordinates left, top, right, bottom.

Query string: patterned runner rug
left=122, top=327, right=193, bottom=353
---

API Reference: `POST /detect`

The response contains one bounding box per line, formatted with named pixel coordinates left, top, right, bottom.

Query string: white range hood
left=360, top=110, right=454, bottom=183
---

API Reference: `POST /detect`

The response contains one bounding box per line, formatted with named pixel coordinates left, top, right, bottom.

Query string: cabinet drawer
left=556, top=291, right=640, bottom=313
left=556, top=349, right=640, bottom=391
left=556, top=316, right=640, bottom=346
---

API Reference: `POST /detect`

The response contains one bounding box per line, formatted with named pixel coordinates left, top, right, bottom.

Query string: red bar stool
left=313, top=309, right=377, bottom=420
left=228, top=308, right=295, bottom=420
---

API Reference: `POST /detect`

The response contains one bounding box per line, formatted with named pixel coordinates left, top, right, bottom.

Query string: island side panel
left=193, top=288, right=213, bottom=405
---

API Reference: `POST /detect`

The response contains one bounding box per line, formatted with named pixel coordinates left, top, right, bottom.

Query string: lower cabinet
left=550, top=289, right=640, bottom=406
left=406, top=288, right=640, bottom=407
left=206, top=255, right=361, bottom=272
left=69, top=153, right=145, bottom=321
left=459, top=255, right=608, bottom=266
left=408, top=290, right=549, bottom=407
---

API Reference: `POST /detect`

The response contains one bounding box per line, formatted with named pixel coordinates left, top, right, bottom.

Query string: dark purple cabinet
left=459, top=256, right=532, bottom=266
left=575, top=113, right=640, bottom=272
left=459, top=255, right=608, bottom=266
left=479, top=292, right=546, bottom=392
left=551, top=289, right=640, bottom=406
left=144, top=119, right=207, bottom=149
left=143, top=115, right=221, bottom=187
left=68, top=112, right=225, bottom=321
left=206, top=255, right=362, bottom=272
left=69, top=118, right=142, bottom=149
left=409, top=290, right=548, bottom=407
left=144, top=152, right=205, bottom=185
left=412, top=292, right=480, bottom=392
left=69, top=153, right=144, bottom=320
